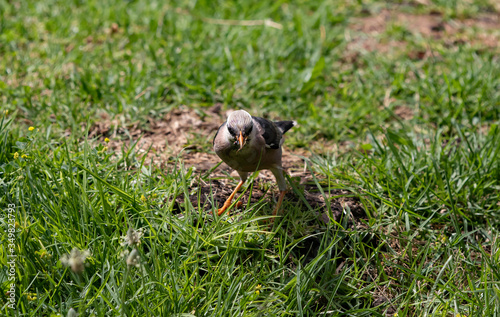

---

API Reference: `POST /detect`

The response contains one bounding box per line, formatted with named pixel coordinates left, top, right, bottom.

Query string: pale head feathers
left=226, top=110, right=253, bottom=136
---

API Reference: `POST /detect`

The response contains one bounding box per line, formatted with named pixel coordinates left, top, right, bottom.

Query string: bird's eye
left=245, top=125, right=253, bottom=136
left=227, top=125, right=237, bottom=136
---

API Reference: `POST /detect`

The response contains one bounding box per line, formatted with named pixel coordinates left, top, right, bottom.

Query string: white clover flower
left=121, top=228, right=143, bottom=247
left=126, top=249, right=140, bottom=267
left=60, top=248, right=90, bottom=273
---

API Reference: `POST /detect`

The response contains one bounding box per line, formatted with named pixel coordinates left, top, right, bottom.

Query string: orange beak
left=237, top=131, right=245, bottom=151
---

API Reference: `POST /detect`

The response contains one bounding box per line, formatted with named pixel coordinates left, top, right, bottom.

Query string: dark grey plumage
left=251, top=117, right=295, bottom=149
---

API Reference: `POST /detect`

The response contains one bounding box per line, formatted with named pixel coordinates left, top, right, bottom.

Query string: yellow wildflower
left=104, top=138, right=110, bottom=143
left=21, top=154, right=28, bottom=159
left=140, top=194, right=147, bottom=202
left=255, top=284, right=262, bottom=294
left=4, top=110, right=8, bottom=115
left=26, top=293, right=37, bottom=301
left=13, top=152, right=19, bottom=159
left=28, top=126, right=35, bottom=131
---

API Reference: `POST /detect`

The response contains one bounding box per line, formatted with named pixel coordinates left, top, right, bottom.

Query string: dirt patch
left=346, top=9, right=500, bottom=58
left=88, top=106, right=366, bottom=224
left=89, top=106, right=222, bottom=166
left=393, top=105, right=415, bottom=121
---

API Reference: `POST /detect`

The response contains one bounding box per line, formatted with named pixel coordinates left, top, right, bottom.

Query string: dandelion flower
left=126, top=248, right=140, bottom=267
left=28, top=126, right=35, bottom=131
left=60, top=248, right=90, bottom=273
left=104, top=137, right=110, bottom=143
left=122, top=227, right=143, bottom=247
left=13, top=152, right=19, bottom=159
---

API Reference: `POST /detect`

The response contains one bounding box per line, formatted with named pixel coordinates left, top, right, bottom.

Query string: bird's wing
left=213, top=122, right=226, bottom=146
left=252, top=116, right=282, bottom=149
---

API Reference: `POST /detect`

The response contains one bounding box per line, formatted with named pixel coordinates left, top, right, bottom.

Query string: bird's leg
left=217, top=180, right=245, bottom=216
left=270, top=166, right=288, bottom=219
left=272, top=190, right=286, bottom=216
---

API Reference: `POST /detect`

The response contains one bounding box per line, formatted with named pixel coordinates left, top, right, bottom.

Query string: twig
left=134, top=87, right=152, bottom=100
left=201, top=17, right=283, bottom=30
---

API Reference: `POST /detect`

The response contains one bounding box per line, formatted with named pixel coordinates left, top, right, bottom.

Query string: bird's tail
left=275, top=120, right=297, bottom=134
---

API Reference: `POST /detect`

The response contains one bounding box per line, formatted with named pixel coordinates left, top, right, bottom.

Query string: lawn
left=1, top=0, right=500, bottom=316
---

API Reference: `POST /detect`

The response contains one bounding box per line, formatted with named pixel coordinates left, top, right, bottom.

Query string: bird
left=213, top=110, right=296, bottom=216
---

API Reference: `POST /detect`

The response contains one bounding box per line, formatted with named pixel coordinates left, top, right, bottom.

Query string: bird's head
left=226, top=110, right=253, bottom=151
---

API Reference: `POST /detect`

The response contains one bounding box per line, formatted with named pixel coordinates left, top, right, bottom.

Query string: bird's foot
left=217, top=201, right=243, bottom=216
left=214, top=180, right=245, bottom=216
left=217, top=202, right=231, bottom=216
left=216, top=208, right=226, bottom=216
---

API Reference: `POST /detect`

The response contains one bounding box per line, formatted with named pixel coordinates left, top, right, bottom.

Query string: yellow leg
left=272, top=190, right=286, bottom=216
left=217, top=180, right=245, bottom=216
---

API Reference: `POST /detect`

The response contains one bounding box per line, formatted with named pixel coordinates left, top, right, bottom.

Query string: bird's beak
left=237, top=131, right=245, bottom=151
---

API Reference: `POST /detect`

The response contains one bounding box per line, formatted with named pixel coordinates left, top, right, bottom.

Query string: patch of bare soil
left=393, top=105, right=415, bottom=120
left=88, top=106, right=365, bottom=224
left=346, top=9, right=499, bottom=60
left=89, top=106, right=221, bottom=167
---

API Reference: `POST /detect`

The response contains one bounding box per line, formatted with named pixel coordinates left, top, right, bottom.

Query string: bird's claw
left=217, top=201, right=243, bottom=216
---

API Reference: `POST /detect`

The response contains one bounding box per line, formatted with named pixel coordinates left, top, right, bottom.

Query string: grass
left=1, top=0, right=500, bottom=316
